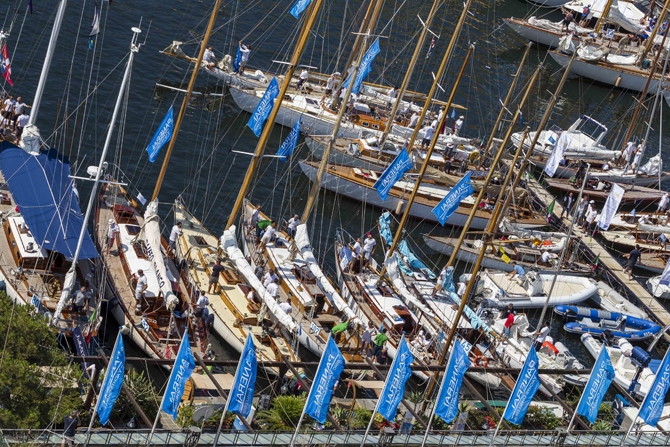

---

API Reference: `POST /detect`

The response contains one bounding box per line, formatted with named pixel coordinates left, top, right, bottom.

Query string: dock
left=526, top=175, right=670, bottom=334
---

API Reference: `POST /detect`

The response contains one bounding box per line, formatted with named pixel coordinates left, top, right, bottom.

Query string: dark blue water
left=2, top=0, right=667, bottom=377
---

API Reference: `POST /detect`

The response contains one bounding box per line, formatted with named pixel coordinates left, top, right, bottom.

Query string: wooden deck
left=526, top=175, right=670, bottom=335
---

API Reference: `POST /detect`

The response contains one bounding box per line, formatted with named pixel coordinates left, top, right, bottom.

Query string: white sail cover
left=294, top=224, right=360, bottom=325
left=384, top=253, right=436, bottom=319
left=640, top=155, right=661, bottom=176
left=637, top=222, right=670, bottom=235
left=143, top=200, right=177, bottom=306
left=52, top=268, right=76, bottom=323
left=220, top=226, right=297, bottom=332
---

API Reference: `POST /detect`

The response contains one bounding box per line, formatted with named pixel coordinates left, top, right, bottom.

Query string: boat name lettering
left=145, top=240, right=166, bottom=289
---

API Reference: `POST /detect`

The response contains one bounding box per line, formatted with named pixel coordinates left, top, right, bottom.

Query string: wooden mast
left=301, top=0, right=384, bottom=224
left=375, top=0, right=475, bottom=281
left=424, top=52, right=578, bottom=403
left=151, top=0, right=223, bottom=201
left=377, top=0, right=445, bottom=146
left=619, top=3, right=670, bottom=153
left=594, top=0, right=616, bottom=34
left=477, top=42, right=532, bottom=168
left=225, top=0, right=325, bottom=229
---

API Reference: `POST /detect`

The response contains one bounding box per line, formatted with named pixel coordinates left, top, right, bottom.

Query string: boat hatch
left=378, top=284, right=394, bottom=297
left=125, top=225, right=142, bottom=236
left=189, top=235, right=209, bottom=247
left=305, top=97, right=320, bottom=107
left=393, top=305, right=416, bottom=334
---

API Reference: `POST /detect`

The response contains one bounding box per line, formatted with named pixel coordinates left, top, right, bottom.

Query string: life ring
left=474, top=355, right=488, bottom=368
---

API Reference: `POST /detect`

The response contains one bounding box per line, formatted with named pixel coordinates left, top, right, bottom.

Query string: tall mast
left=594, top=0, right=615, bottom=34
left=52, top=26, right=143, bottom=324
left=226, top=0, right=325, bottom=229
left=376, top=0, right=475, bottom=279
left=301, top=0, right=384, bottom=224
left=377, top=0, right=444, bottom=146
left=338, top=0, right=376, bottom=87
left=151, top=0, right=223, bottom=201
left=477, top=42, right=531, bottom=168
left=619, top=0, right=670, bottom=152
left=426, top=53, right=577, bottom=402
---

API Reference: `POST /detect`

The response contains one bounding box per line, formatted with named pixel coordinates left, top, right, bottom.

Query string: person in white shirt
left=169, top=222, right=182, bottom=251
left=348, top=238, right=362, bottom=273
left=387, top=86, right=398, bottom=106
left=246, top=290, right=257, bottom=303
left=287, top=214, right=300, bottom=239
left=259, top=221, right=276, bottom=248
left=203, top=46, right=216, bottom=69
left=631, top=146, right=644, bottom=171
left=321, top=74, right=337, bottom=103
left=533, top=321, right=551, bottom=351
left=250, top=204, right=261, bottom=229
left=409, top=112, right=420, bottom=128
left=297, top=69, right=309, bottom=90
left=421, top=125, right=435, bottom=148
left=12, top=97, right=30, bottom=130
left=134, top=269, right=148, bottom=304
left=1, top=95, right=15, bottom=130
left=621, top=141, right=635, bottom=167
left=263, top=269, right=278, bottom=288
left=362, top=233, right=376, bottom=265
left=267, top=280, right=280, bottom=299
left=658, top=193, right=670, bottom=214
left=195, top=291, right=209, bottom=317
left=584, top=206, right=598, bottom=232
left=540, top=250, right=552, bottom=265
left=453, top=115, right=464, bottom=135
left=278, top=295, right=292, bottom=313
left=238, top=42, right=251, bottom=74
left=432, top=267, right=448, bottom=296
left=15, top=111, right=29, bottom=144
left=456, top=281, right=467, bottom=297
left=352, top=238, right=362, bottom=259
left=107, top=219, right=119, bottom=252
left=601, top=161, right=610, bottom=171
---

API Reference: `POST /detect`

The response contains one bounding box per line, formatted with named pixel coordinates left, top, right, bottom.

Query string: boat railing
left=2, top=427, right=667, bottom=446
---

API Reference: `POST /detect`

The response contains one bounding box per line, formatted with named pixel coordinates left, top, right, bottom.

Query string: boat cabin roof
left=8, top=216, right=47, bottom=260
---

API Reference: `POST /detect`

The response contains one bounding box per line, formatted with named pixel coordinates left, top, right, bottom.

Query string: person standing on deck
left=453, top=115, right=464, bottom=136
left=134, top=269, right=148, bottom=306
left=287, top=214, right=300, bottom=239
left=238, top=42, right=251, bottom=74
left=584, top=203, right=598, bottom=232
left=362, top=232, right=376, bottom=266
left=361, top=321, right=377, bottom=358
left=203, top=46, right=216, bottom=69
left=621, top=141, right=635, bottom=168
left=409, top=111, right=420, bottom=129
left=195, top=290, right=209, bottom=317
left=623, top=244, right=642, bottom=278
left=106, top=218, right=119, bottom=253
left=278, top=294, right=292, bottom=313
left=387, top=86, right=399, bottom=106
left=658, top=193, right=670, bottom=214
left=533, top=321, right=551, bottom=351
left=372, top=328, right=388, bottom=358
left=61, top=410, right=80, bottom=447
left=207, top=259, right=225, bottom=294
left=421, top=124, right=435, bottom=148
left=432, top=266, right=448, bottom=297
left=631, top=143, right=644, bottom=171
left=263, top=269, right=278, bottom=288
left=169, top=222, right=182, bottom=251
left=321, top=73, right=337, bottom=104
left=349, top=238, right=362, bottom=273
left=297, top=68, right=309, bottom=90
left=561, top=192, right=574, bottom=219
left=576, top=196, right=589, bottom=226
left=12, top=97, right=30, bottom=131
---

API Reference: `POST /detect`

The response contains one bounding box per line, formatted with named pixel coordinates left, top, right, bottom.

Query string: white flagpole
left=146, top=334, right=187, bottom=447
left=82, top=331, right=122, bottom=447
left=360, top=335, right=404, bottom=447
left=214, top=333, right=251, bottom=447
left=290, top=333, right=333, bottom=447
left=489, top=352, right=519, bottom=447
left=621, top=349, right=670, bottom=445
left=420, top=343, right=455, bottom=447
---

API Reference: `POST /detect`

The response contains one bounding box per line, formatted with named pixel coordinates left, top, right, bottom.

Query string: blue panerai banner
left=97, top=333, right=125, bottom=425
left=504, top=348, right=541, bottom=425
left=304, top=336, right=345, bottom=424
left=434, top=341, right=471, bottom=423
left=233, top=45, right=242, bottom=72
left=373, top=148, right=413, bottom=201
left=343, top=38, right=381, bottom=95
left=228, top=334, right=257, bottom=418
left=146, top=106, right=174, bottom=163
left=277, top=118, right=301, bottom=162
left=290, top=0, right=313, bottom=18
left=72, top=326, right=90, bottom=373
left=377, top=337, right=414, bottom=421
left=161, top=334, right=195, bottom=420
left=431, top=172, right=474, bottom=226
left=247, top=78, right=280, bottom=137
left=638, top=351, right=670, bottom=426
left=576, top=347, right=615, bottom=424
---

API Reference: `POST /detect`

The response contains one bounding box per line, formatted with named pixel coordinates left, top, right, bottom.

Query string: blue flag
left=278, top=118, right=301, bottom=162
left=228, top=334, right=257, bottom=418
left=161, top=334, right=196, bottom=420
left=378, top=337, right=414, bottom=421
left=97, top=333, right=125, bottom=425
left=432, top=172, right=474, bottom=226
left=233, top=45, right=242, bottom=72
left=290, top=0, right=313, bottom=18
left=504, top=348, right=541, bottom=425
left=305, top=336, right=345, bottom=423
left=434, top=341, right=471, bottom=423
left=247, top=78, right=280, bottom=137
left=146, top=106, right=174, bottom=163
left=373, top=148, right=413, bottom=201
left=72, top=327, right=90, bottom=374
left=638, top=351, right=670, bottom=426
left=577, top=347, right=615, bottom=424
left=342, top=38, right=380, bottom=95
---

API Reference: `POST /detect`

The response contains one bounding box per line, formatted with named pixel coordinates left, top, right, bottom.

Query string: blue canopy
left=0, top=142, right=98, bottom=259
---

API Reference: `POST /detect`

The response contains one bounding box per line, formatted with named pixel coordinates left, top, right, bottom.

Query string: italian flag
left=547, top=199, right=555, bottom=223
left=593, top=255, right=600, bottom=270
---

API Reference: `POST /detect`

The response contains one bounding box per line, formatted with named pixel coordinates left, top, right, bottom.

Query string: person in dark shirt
left=207, top=259, right=225, bottom=294
left=500, top=303, right=515, bottom=320
left=61, top=410, right=79, bottom=447
left=623, top=244, right=642, bottom=278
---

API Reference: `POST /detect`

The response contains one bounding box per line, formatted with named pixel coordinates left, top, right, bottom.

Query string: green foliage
left=0, top=292, right=81, bottom=428
left=177, top=405, right=230, bottom=428
left=348, top=407, right=373, bottom=430
left=113, top=368, right=159, bottom=424
left=256, top=394, right=308, bottom=430
left=521, top=407, right=563, bottom=430
left=592, top=420, right=612, bottom=431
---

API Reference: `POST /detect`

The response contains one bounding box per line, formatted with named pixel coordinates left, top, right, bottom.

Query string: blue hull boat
left=554, top=305, right=662, bottom=340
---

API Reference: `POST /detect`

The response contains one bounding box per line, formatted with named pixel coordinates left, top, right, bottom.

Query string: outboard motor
left=600, top=329, right=615, bottom=346
left=626, top=343, right=652, bottom=396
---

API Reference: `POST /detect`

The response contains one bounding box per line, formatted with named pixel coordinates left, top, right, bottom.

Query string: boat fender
left=395, top=200, right=404, bottom=215
left=474, top=356, right=488, bottom=368
left=618, top=339, right=633, bottom=356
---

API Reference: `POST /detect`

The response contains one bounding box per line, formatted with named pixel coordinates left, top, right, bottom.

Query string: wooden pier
left=525, top=175, right=670, bottom=335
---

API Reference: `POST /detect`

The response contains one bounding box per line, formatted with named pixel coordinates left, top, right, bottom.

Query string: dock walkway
left=526, top=175, right=670, bottom=332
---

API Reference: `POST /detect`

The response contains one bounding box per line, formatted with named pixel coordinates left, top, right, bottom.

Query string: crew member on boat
left=362, top=321, right=377, bottom=358
left=321, top=73, right=337, bottom=104
left=207, top=259, right=225, bottom=294
left=349, top=238, right=362, bottom=273
left=372, top=328, right=388, bottom=359
left=287, top=214, right=300, bottom=239
left=238, top=41, right=251, bottom=74
left=297, top=68, right=309, bottom=91
left=507, top=261, right=525, bottom=281
left=583, top=202, right=598, bottom=232
left=409, top=111, right=420, bottom=128
left=623, top=244, right=642, bottom=278
left=453, top=115, right=464, bottom=136
left=15, top=109, right=29, bottom=144
left=258, top=221, right=277, bottom=248
left=576, top=196, right=589, bottom=226
left=203, top=45, right=216, bottom=69
left=387, top=86, right=398, bottom=106
left=106, top=218, right=119, bottom=253
left=134, top=269, right=148, bottom=306
left=362, top=232, right=376, bottom=266
left=561, top=192, right=574, bottom=219
left=420, top=124, right=435, bottom=148
left=533, top=321, right=550, bottom=351
left=169, top=222, right=183, bottom=251
left=658, top=193, right=670, bottom=214
left=195, top=290, right=209, bottom=317
left=278, top=294, right=292, bottom=313
left=250, top=204, right=261, bottom=229
left=263, top=268, right=278, bottom=287
left=432, top=266, right=448, bottom=297
left=71, top=284, right=89, bottom=313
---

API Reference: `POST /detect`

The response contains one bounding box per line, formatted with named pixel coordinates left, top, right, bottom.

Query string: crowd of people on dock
left=0, top=92, right=31, bottom=145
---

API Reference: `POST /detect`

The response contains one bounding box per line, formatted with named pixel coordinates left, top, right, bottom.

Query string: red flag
left=1, top=44, right=13, bottom=87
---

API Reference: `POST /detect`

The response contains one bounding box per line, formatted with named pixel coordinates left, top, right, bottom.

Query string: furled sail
left=143, top=200, right=178, bottom=308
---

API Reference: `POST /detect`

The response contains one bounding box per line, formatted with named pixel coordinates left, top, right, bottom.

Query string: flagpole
left=213, top=333, right=251, bottom=447
left=82, top=331, right=121, bottom=447
left=420, top=343, right=456, bottom=447
left=290, top=333, right=333, bottom=447
left=360, top=335, right=404, bottom=447
left=621, top=349, right=670, bottom=445
left=146, top=334, right=187, bottom=446
left=488, top=389, right=513, bottom=447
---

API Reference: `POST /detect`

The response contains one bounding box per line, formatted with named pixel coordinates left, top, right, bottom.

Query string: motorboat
left=591, top=280, right=648, bottom=319
left=647, top=275, right=670, bottom=299
left=510, top=115, right=618, bottom=160
left=555, top=305, right=661, bottom=340
left=582, top=333, right=659, bottom=398
left=469, top=270, right=598, bottom=308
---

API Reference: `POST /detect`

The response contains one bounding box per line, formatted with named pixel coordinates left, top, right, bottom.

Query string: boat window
left=576, top=116, right=607, bottom=141
left=305, top=97, right=319, bottom=107
left=361, top=122, right=370, bottom=128
left=125, top=225, right=142, bottom=236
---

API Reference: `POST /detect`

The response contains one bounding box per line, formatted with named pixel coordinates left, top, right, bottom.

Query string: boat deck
left=488, top=273, right=585, bottom=298
left=527, top=174, right=670, bottom=337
